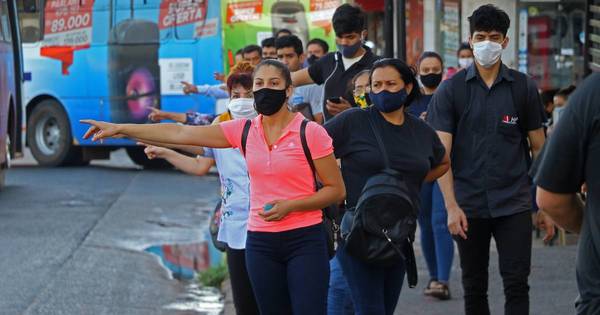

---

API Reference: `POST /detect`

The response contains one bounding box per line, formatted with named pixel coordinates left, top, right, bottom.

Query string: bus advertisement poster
left=221, top=0, right=343, bottom=72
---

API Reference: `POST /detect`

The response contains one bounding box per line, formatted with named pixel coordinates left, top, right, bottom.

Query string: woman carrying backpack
left=81, top=59, right=346, bottom=315
left=324, top=58, right=450, bottom=315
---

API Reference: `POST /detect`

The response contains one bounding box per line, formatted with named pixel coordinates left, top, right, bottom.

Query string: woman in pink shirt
left=81, top=59, right=346, bottom=315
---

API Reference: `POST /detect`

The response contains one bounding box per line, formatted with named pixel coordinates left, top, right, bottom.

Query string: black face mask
left=420, top=73, right=443, bottom=88
left=253, top=88, right=287, bottom=116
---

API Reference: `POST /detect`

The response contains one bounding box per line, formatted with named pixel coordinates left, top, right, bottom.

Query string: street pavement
left=1, top=150, right=222, bottom=314
left=1, top=149, right=580, bottom=314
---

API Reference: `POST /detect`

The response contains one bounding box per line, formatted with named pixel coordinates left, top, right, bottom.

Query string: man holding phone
left=291, top=4, right=380, bottom=121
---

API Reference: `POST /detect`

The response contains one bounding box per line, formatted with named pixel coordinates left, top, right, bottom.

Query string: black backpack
left=240, top=119, right=339, bottom=259
left=343, top=112, right=418, bottom=288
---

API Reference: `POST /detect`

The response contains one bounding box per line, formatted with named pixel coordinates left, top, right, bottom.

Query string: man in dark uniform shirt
left=427, top=5, right=555, bottom=315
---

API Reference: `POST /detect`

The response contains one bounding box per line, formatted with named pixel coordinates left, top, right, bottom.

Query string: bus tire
left=27, top=100, right=84, bottom=166
left=125, top=146, right=172, bottom=169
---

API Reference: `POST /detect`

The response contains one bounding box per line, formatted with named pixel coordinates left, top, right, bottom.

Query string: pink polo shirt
left=220, top=113, right=333, bottom=232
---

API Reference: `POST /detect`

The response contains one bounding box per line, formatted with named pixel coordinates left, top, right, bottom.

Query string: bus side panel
left=23, top=0, right=224, bottom=148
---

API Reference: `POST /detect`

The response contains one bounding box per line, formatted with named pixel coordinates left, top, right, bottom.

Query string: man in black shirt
left=427, top=5, right=555, bottom=315
left=291, top=4, right=380, bottom=122
left=533, top=73, right=600, bottom=314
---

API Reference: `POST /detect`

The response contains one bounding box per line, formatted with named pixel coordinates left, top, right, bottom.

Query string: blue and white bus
left=18, top=0, right=223, bottom=167
left=17, top=0, right=339, bottom=167
left=0, top=0, right=23, bottom=188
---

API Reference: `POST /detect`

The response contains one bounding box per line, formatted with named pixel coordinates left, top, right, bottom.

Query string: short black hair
left=457, top=42, right=472, bottom=55
left=418, top=51, right=444, bottom=68
left=370, top=58, right=421, bottom=107
left=332, top=4, right=366, bottom=36
left=275, top=35, right=303, bottom=56
left=235, top=48, right=243, bottom=56
left=275, top=29, right=292, bottom=37
left=468, top=4, right=510, bottom=36
left=307, top=38, right=329, bottom=53
left=261, top=37, right=276, bottom=48
left=243, top=44, right=262, bottom=56
left=254, top=59, right=292, bottom=88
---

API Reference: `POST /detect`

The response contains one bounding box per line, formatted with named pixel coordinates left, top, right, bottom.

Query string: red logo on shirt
left=502, top=115, right=519, bottom=125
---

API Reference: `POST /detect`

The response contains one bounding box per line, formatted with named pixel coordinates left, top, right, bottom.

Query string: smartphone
left=328, top=97, right=341, bottom=104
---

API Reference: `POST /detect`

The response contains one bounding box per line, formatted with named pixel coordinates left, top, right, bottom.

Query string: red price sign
left=310, top=0, right=340, bottom=12
left=43, top=0, right=94, bottom=47
left=159, top=0, right=208, bottom=29
left=226, top=0, right=263, bottom=24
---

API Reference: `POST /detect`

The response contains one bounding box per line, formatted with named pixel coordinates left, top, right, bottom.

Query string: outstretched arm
left=81, top=120, right=231, bottom=148
left=143, top=145, right=214, bottom=176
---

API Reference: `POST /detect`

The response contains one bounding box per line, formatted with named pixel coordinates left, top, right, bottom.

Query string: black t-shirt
left=308, top=47, right=380, bottom=121
left=532, top=73, right=600, bottom=314
left=324, top=107, right=446, bottom=209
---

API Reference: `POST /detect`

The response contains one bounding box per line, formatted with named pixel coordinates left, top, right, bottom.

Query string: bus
left=17, top=0, right=340, bottom=167
left=0, top=0, right=24, bottom=189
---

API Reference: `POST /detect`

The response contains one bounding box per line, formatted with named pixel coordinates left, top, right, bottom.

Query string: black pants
left=455, top=211, right=532, bottom=315
left=226, top=247, right=259, bottom=315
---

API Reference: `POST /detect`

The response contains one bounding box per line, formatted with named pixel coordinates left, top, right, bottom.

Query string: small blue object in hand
left=263, top=204, right=273, bottom=212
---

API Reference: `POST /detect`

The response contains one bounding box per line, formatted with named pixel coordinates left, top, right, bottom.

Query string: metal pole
left=397, top=0, right=407, bottom=61
left=384, top=0, right=395, bottom=58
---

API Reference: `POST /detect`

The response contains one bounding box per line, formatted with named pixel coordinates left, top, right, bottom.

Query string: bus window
left=1, top=1, right=11, bottom=43
left=17, top=0, right=42, bottom=43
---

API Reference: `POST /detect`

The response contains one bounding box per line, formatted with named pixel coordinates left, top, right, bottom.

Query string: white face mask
left=228, top=97, right=257, bottom=119
left=458, top=57, right=474, bottom=69
left=472, top=40, right=504, bottom=68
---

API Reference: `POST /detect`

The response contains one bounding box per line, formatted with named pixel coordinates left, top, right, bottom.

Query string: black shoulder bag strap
left=240, top=119, right=252, bottom=157
left=508, top=69, right=533, bottom=169
left=366, top=112, right=418, bottom=288
left=366, top=112, right=391, bottom=169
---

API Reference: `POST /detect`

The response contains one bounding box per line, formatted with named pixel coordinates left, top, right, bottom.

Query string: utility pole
left=383, top=0, right=407, bottom=60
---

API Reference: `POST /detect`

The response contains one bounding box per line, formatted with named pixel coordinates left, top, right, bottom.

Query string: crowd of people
left=80, top=3, right=598, bottom=315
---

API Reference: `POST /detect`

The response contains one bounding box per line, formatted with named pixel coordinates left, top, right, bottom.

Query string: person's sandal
left=430, top=282, right=451, bottom=300
left=423, top=279, right=438, bottom=296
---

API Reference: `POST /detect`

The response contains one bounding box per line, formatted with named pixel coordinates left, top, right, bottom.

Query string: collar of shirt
left=465, top=63, right=515, bottom=87
left=254, top=112, right=304, bottom=148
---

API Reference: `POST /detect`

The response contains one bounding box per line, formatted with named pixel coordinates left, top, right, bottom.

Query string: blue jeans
left=417, top=181, right=454, bottom=283
left=327, top=255, right=354, bottom=315
left=245, top=224, right=330, bottom=315
left=337, top=242, right=405, bottom=315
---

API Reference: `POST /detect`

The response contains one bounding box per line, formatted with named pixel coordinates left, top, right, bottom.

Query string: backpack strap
left=367, top=112, right=391, bottom=169
left=450, top=69, right=470, bottom=130
left=240, top=119, right=252, bottom=157
left=508, top=69, right=533, bottom=168
left=300, top=119, right=337, bottom=221
left=299, top=119, right=318, bottom=191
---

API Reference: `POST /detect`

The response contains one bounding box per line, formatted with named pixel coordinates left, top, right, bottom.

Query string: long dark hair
left=369, top=58, right=421, bottom=107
